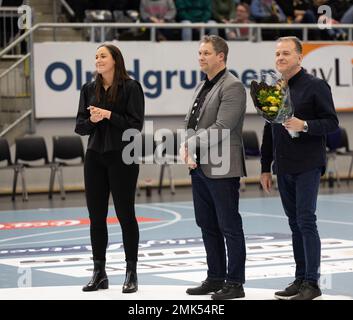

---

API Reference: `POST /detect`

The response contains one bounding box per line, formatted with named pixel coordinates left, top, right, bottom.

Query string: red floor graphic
left=0, top=216, right=161, bottom=230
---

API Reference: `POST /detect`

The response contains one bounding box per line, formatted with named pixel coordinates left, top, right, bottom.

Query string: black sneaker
left=186, top=279, right=224, bottom=295
left=274, top=279, right=303, bottom=300
left=289, top=281, right=322, bottom=300
left=211, top=282, right=245, bottom=300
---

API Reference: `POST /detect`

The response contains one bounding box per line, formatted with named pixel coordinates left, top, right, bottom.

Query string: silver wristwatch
left=303, top=121, right=308, bottom=133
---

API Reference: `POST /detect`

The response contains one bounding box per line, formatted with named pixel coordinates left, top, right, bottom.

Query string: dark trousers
left=190, top=168, right=246, bottom=284
left=277, top=167, right=322, bottom=283
left=84, top=149, right=139, bottom=262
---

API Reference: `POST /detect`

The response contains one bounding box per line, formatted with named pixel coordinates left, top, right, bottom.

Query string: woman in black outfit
left=75, top=43, right=144, bottom=293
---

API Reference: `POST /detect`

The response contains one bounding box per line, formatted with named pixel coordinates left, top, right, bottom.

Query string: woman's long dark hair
left=95, top=44, right=131, bottom=104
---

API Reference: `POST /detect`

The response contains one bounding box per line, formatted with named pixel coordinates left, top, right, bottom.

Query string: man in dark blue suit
left=260, top=36, right=339, bottom=300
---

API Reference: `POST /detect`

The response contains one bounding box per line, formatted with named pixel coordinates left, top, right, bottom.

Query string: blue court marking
left=0, top=194, right=352, bottom=297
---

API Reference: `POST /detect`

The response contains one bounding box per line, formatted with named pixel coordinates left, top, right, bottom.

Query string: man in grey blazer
left=181, top=35, right=247, bottom=300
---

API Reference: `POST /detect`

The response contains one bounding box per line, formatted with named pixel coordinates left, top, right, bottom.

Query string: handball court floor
left=0, top=183, right=353, bottom=301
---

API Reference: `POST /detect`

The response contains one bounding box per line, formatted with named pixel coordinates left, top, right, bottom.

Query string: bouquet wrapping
left=250, top=72, right=299, bottom=138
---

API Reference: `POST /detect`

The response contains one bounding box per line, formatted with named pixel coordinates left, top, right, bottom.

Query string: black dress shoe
left=82, top=260, right=109, bottom=292
left=211, top=282, right=245, bottom=300
left=186, top=279, right=224, bottom=295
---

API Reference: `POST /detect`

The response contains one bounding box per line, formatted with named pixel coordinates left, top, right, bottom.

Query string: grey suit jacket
left=184, top=69, right=247, bottom=179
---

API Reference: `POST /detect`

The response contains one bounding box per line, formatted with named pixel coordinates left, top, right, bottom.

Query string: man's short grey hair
left=277, top=36, right=303, bottom=54
left=201, top=35, right=229, bottom=63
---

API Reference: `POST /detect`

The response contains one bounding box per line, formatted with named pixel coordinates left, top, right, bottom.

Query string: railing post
left=150, top=26, right=156, bottom=42
left=256, top=27, right=261, bottom=42
left=28, top=31, right=35, bottom=134
left=200, top=27, right=205, bottom=39
left=53, top=0, right=58, bottom=22
left=100, top=25, right=105, bottom=42
left=90, top=25, right=94, bottom=42
left=303, top=27, right=308, bottom=41
left=53, top=0, right=57, bottom=40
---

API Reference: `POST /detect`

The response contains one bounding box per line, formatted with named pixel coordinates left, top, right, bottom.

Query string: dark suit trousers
left=277, top=167, right=322, bottom=283
left=190, top=168, right=246, bottom=284
left=84, top=149, right=139, bottom=262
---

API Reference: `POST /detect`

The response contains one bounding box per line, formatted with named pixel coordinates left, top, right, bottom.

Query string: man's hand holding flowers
left=283, top=117, right=306, bottom=132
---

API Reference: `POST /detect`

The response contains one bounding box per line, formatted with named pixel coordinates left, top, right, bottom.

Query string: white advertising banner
left=33, top=42, right=353, bottom=118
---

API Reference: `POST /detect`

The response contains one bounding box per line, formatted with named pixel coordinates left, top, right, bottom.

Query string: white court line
left=0, top=205, right=182, bottom=247
left=153, top=203, right=194, bottom=209
left=143, top=201, right=193, bottom=206
left=317, top=198, right=353, bottom=204
left=318, top=193, right=353, bottom=199
left=242, top=211, right=353, bottom=226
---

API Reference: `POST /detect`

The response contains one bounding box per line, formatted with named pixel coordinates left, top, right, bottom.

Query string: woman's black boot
left=122, top=260, right=138, bottom=293
left=82, top=260, right=109, bottom=292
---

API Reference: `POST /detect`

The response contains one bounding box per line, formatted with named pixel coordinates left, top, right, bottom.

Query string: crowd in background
left=1, top=0, right=353, bottom=44
left=63, top=0, right=353, bottom=41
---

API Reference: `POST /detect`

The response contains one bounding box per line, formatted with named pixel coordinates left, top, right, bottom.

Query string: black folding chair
left=14, top=136, right=54, bottom=201
left=155, top=130, right=182, bottom=195
left=242, top=130, right=262, bottom=191
left=326, top=127, right=342, bottom=187
left=136, top=133, right=157, bottom=197
left=0, top=137, right=23, bottom=200
left=49, top=135, right=85, bottom=199
left=326, top=127, right=353, bottom=186
left=243, top=130, right=261, bottom=160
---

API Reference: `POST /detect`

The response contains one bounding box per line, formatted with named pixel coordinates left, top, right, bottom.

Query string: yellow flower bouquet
left=250, top=73, right=298, bottom=137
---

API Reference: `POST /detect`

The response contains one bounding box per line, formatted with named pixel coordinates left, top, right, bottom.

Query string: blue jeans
left=190, top=168, right=246, bottom=284
left=277, top=168, right=322, bottom=283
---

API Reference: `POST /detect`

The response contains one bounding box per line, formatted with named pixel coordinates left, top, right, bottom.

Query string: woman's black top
left=75, top=79, right=145, bottom=153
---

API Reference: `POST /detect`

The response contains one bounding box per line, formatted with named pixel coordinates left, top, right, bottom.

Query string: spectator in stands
left=0, top=0, right=24, bottom=49
left=232, top=0, right=252, bottom=4
left=212, top=0, right=235, bottom=38
left=111, top=0, right=142, bottom=41
left=140, top=0, right=176, bottom=41
left=0, top=0, right=23, bottom=6
left=329, top=0, right=352, bottom=22
left=325, top=0, right=352, bottom=40
left=212, top=0, right=235, bottom=24
left=301, top=0, right=350, bottom=40
left=341, top=5, right=353, bottom=23
left=275, top=0, right=311, bottom=23
left=226, top=2, right=253, bottom=40
left=250, top=0, right=286, bottom=40
left=175, top=0, right=218, bottom=40
left=75, top=44, right=144, bottom=294
left=66, top=0, right=94, bottom=22
left=65, top=0, right=141, bottom=22
left=106, top=0, right=141, bottom=12
left=274, top=0, right=312, bottom=38
left=250, top=0, right=286, bottom=23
